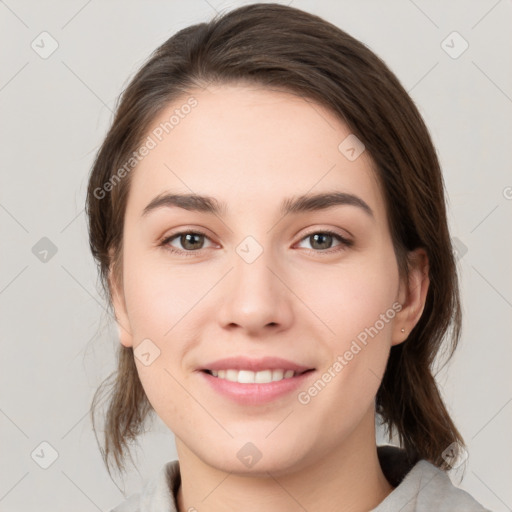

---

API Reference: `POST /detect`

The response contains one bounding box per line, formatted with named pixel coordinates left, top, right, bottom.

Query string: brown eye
left=296, top=230, right=353, bottom=253
left=162, top=231, right=214, bottom=254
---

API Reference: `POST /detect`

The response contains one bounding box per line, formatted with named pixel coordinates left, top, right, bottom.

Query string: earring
left=401, top=328, right=405, bottom=333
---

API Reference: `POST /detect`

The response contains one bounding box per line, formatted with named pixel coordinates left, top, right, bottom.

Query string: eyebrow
left=142, top=191, right=374, bottom=219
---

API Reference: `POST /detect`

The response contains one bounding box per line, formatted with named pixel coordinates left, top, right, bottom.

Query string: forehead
left=126, top=84, right=385, bottom=221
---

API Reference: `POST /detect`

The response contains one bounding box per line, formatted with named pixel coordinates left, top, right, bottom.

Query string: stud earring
left=401, top=328, right=405, bottom=333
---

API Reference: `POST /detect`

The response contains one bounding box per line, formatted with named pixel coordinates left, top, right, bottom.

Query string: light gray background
left=1, top=1, right=511, bottom=511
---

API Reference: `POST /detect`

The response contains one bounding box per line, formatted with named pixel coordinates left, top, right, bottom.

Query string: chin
left=198, top=438, right=311, bottom=477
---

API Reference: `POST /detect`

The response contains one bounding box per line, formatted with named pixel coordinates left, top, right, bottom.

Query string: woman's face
left=112, top=84, right=416, bottom=474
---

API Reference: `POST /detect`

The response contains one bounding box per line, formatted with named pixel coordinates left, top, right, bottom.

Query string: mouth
left=199, top=367, right=316, bottom=405
left=201, top=368, right=314, bottom=384
left=197, top=356, right=316, bottom=404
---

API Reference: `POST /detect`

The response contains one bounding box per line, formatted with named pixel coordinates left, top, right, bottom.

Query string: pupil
left=312, top=233, right=332, bottom=250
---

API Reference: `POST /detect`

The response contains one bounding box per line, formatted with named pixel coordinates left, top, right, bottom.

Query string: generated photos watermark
left=297, top=301, right=402, bottom=405
left=93, top=96, right=198, bottom=200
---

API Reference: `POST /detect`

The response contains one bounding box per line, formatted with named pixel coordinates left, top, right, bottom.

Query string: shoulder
left=110, top=460, right=180, bottom=512
left=373, top=457, right=491, bottom=512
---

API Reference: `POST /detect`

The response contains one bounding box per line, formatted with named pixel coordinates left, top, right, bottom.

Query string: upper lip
left=199, top=356, right=314, bottom=373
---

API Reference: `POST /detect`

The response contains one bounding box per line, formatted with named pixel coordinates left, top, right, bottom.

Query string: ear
left=108, top=263, right=134, bottom=348
left=392, top=248, right=430, bottom=346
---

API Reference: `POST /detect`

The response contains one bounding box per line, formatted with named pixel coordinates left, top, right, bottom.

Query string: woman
left=87, top=3, right=491, bottom=511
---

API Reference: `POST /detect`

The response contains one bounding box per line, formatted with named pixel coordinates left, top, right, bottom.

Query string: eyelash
left=160, top=229, right=353, bottom=257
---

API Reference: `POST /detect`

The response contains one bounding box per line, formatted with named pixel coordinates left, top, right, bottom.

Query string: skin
left=111, top=84, right=429, bottom=512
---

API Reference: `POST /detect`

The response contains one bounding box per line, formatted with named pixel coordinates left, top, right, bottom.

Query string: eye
left=161, top=230, right=215, bottom=254
left=296, top=230, right=352, bottom=253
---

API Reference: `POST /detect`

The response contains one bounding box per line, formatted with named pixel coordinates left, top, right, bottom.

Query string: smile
left=203, top=368, right=306, bottom=384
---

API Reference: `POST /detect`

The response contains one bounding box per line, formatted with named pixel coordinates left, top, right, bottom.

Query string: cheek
left=123, top=261, right=203, bottom=420
left=306, top=249, right=399, bottom=345
left=121, top=250, right=212, bottom=410
left=123, top=247, right=210, bottom=339
left=301, top=249, right=399, bottom=405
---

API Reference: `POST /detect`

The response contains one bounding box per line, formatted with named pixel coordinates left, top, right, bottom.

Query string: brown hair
left=87, top=2, right=463, bottom=478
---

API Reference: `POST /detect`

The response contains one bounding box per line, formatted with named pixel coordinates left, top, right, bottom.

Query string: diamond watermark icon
left=32, top=237, right=58, bottom=263
left=338, top=134, right=365, bottom=161
left=451, top=236, right=468, bottom=262
left=31, top=441, right=59, bottom=469
left=237, top=442, right=263, bottom=468
left=441, top=31, right=469, bottom=59
left=441, top=441, right=469, bottom=469
left=134, top=338, right=161, bottom=366
left=31, top=31, right=59, bottom=59
left=236, top=236, right=263, bottom=264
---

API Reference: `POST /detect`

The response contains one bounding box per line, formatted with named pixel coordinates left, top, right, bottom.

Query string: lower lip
left=198, top=370, right=315, bottom=405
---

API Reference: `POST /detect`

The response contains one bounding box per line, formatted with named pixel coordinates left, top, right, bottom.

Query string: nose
left=216, top=245, right=294, bottom=336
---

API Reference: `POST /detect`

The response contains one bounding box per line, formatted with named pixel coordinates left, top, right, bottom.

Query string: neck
left=175, top=409, right=394, bottom=512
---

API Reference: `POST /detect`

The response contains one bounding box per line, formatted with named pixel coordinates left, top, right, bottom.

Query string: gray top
left=111, top=446, right=491, bottom=511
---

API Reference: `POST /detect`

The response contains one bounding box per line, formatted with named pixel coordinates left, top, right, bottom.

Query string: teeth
left=209, top=369, right=296, bottom=383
